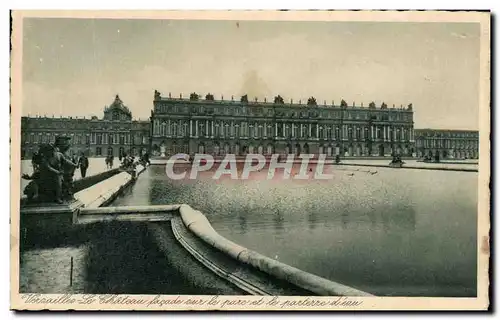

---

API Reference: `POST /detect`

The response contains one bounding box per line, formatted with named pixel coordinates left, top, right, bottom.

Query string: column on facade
left=316, top=124, right=319, bottom=138
left=282, top=123, right=286, bottom=138
left=371, top=126, right=374, bottom=140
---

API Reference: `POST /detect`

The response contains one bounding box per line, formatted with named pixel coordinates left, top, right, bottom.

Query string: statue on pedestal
left=55, top=136, right=79, bottom=201
left=154, top=90, right=161, bottom=100
left=22, top=136, right=78, bottom=204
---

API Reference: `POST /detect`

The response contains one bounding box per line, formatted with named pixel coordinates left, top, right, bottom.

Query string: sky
left=21, top=18, right=480, bottom=129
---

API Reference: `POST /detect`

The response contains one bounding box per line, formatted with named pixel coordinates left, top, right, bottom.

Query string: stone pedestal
left=20, top=200, right=84, bottom=245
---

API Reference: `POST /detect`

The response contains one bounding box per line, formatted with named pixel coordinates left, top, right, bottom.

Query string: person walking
left=78, top=152, right=89, bottom=178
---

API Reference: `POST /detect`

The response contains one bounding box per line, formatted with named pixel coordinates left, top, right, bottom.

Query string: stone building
left=21, top=95, right=150, bottom=159
left=414, top=129, right=479, bottom=159
left=150, top=91, right=416, bottom=157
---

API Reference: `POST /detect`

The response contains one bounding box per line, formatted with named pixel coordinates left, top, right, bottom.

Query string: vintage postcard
left=10, top=10, right=490, bottom=311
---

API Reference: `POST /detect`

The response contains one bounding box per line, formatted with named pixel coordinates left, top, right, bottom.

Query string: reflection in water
left=273, top=209, right=284, bottom=232
left=111, top=165, right=477, bottom=297
left=308, top=210, right=317, bottom=231
left=341, top=211, right=348, bottom=230
left=238, top=214, right=247, bottom=234
left=337, top=206, right=416, bottom=232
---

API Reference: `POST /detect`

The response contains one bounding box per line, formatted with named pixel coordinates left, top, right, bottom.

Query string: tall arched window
left=267, top=123, right=273, bottom=138
left=213, top=143, right=220, bottom=155
left=161, top=122, right=166, bottom=136
left=172, top=122, right=178, bottom=137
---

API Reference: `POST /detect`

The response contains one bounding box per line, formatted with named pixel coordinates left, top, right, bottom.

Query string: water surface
left=111, top=164, right=478, bottom=297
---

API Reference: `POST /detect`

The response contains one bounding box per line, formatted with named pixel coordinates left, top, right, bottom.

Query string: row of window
left=22, top=132, right=148, bottom=145
left=94, top=146, right=143, bottom=157
left=153, top=120, right=414, bottom=141
left=416, top=139, right=479, bottom=149
left=157, top=143, right=412, bottom=157
left=155, top=105, right=413, bottom=121
left=23, top=120, right=148, bottom=130
left=416, top=132, right=478, bottom=138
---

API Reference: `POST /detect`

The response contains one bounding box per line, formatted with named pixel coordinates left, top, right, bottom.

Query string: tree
left=307, top=96, right=317, bottom=106
left=340, top=99, right=348, bottom=108
left=190, top=92, right=199, bottom=101
left=369, top=101, right=376, bottom=109
left=240, top=94, right=248, bottom=103
left=274, top=95, right=284, bottom=104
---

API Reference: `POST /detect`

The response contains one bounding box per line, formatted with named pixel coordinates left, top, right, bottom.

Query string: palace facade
left=414, top=129, right=479, bottom=159
left=21, top=95, right=150, bottom=159
left=150, top=91, right=416, bottom=157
